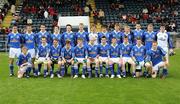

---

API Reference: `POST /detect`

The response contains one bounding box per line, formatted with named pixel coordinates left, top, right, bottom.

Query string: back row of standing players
left=7, top=23, right=174, bottom=79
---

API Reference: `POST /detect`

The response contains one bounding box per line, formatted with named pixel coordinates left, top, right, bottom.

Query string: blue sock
left=87, top=67, right=91, bottom=77
left=33, top=67, right=35, bottom=74
left=100, top=65, right=103, bottom=74
left=26, top=67, right=31, bottom=76
left=123, top=71, right=126, bottom=76
left=95, top=67, right=99, bottom=76
left=9, top=64, right=14, bottom=74
left=44, top=69, right=47, bottom=76
left=61, top=65, right=65, bottom=76
left=132, top=72, right=136, bottom=76
left=74, top=67, right=78, bottom=75
left=71, top=66, right=75, bottom=76
left=109, top=65, right=114, bottom=75
left=117, top=65, right=121, bottom=75
left=38, top=64, right=42, bottom=72
left=162, top=69, right=168, bottom=76
left=50, top=68, right=53, bottom=75
left=105, top=66, right=109, bottom=75
left=82, top=66, right=86, bottom=75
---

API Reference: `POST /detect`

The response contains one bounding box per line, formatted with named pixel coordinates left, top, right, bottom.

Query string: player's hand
left=169, top=49, right=175, bottom=56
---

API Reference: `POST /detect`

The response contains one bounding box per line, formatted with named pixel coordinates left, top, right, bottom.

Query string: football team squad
left=7, top=22, right=175, bottom=79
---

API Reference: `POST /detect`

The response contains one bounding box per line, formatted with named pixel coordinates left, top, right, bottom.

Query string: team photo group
left=7, top=22, right=174, bottom=79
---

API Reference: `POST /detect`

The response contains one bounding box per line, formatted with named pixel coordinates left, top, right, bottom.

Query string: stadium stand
left=95, top=0, right=180, bottom=32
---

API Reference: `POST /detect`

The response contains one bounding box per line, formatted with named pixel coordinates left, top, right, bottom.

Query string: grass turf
left=0, top=50, right=180, bottom=104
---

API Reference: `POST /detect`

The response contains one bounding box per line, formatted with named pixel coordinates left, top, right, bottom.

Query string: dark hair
left=21, top=45, right=27, bottom=49
left=41, top=36, right=46, bottom=40
left=40, top=24, right=46, bottom=27
left=101, top=25, right=108, bottom=29
left=66, top=24, right=72, bottom=28
left=77, top=38, right=83, bottom=41
left=101, top=36, right=107, bottom=39
left=53, top=38, right=59, bottom=42
left=124, top=36, right=128, bottom=39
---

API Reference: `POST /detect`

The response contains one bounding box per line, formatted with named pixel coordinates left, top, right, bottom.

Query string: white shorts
left=136, top=61, right=145, bottom=69
left=87, top=58, right=98, bottom=63
left=152, top=61, right=165, bottom=71
left=18, top=62, right=32, bottom=78
left=28, top=49, right=35, bottom=58
left=122, top=57, right=131, bottom=63
left=35, top=57, right=48, bottom=64
left=99, top=57, right=108, bottom=62
left=9, top=48, right=21, bottom=58
left=76, top=58, right=85, bottom=63
left=110, top=58, right=120, bottom=63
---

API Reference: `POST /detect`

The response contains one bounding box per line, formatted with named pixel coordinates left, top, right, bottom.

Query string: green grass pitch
left=0, top=50, right=180, bottom=104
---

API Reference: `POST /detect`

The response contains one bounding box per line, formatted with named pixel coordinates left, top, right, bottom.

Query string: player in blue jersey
left=75, top=23, right=89, bottom=45
left=121, top=25, right=134, bottom=44
left=86, top=37, right=99, bottom=78
left=34, top=37, right=50, bottom=77
left=23, top=25, right=36, bottom=76
left=61, top=39, right=75, bottom=77
left=51, top=26, right=62, bottom=46
left=36, top=24, right=51, bottom=45
left=133, top=23, right=144, bottom=44
left=120, top=36, right=134, bottom=78
left=17, top=46, right=32, bottom=78
left=121, top=25, right=134, bottom=74
left=109, top=37, right=121, bottom=78
left=98, top=36, right=110, bottom=78
left=145, top=41, right=168, bottom=78
left=62, top=24, right=76, bottom=47
left=7, top=25, right=23, bottom=76
left=98, top=25, right=111, bottom=44
left=47, top=38, right=62, bottom=78
left=142, top=24, right=156, bottom=50
left=73, top=38, right=87, bottom=79
left=111, top=23, right=122, bottom=44
left=130, top=37, right=147, bottom=78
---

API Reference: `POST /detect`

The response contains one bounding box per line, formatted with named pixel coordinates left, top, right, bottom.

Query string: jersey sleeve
left=167, top=32, right=173, bottom=49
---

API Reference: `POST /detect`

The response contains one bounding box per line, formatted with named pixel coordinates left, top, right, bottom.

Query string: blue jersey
left=36, top=31, right=51, bottom=45
left=143, top=31, right=156, bottom=50
left=98, top=32, right=112, bottom=44
left=23, top=32, right=36, bottom=49
left=133, top=29, right=144, bottom=44
left=61, top=46, right=74, bottom=60
left=36, top=44, right=50, bottom=58
left=109, top=44, right=120, bottom=58
left=7, top=32, right=23, bottom=48
left=120, top=43, right=133, bottom=57
left=49, top=45, right=61, bottom=59
left=75, top=31, right=89, bottom=45
left=131, top=45, right=146, bottom=62
left=86, top=44, right=99, bottom=58
left=62, top=32, right=76, bottom=46
left=146, top=46, right=166, bottom=66
left=98, top=43, right=110, bottom=57
left=111, top=30, right=122, bottom=44
left=121, top=32, right=134, bottom=44
left=17, top=53, right=31, bottom=66
left=51, top=33, right=62, bottom=46
left=74, top=45, right=87, bottom=58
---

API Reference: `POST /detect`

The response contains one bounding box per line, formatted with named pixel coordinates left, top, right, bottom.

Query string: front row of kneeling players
left=17, top=36, right=168, bottom=79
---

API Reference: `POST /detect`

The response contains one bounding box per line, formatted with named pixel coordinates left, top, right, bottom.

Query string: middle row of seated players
left=17, top=35, right=168, bottom=79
